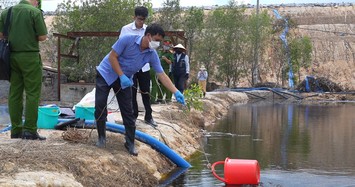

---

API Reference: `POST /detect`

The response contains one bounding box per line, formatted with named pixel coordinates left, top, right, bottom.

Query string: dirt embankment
left=0, top=92, right=248, bottom=186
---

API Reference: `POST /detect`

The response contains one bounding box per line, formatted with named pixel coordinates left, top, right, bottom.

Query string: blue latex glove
left=174, top=90, right=185, bottom=105
left=119, top=74, right=133, bottom=89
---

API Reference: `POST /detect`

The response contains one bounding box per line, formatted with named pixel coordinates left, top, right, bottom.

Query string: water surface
left=164, top=102, right=355, bottom=186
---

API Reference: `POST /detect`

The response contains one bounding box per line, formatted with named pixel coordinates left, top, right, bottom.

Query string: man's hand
left=174, top=91, right=185, bottom=105
left=119, top=74, right=133, bottom=89
left=185, top=73, right=189, bottom=79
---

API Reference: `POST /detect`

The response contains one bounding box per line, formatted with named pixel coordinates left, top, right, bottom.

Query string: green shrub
left=183, top=84, right=203, bottom=112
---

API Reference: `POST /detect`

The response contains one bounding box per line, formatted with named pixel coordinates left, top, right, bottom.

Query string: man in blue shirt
left=95, top=23, right=185, bottom=156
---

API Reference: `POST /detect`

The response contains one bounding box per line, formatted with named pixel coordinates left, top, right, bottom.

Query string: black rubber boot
left=96, top=121, right=106, bottom=148
left=22, top=131, right=46, bottom=140
left=124, top=125, right=138, bottom=156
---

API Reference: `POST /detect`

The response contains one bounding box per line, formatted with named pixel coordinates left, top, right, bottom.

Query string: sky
left=42, top=0, right=354, bottom=12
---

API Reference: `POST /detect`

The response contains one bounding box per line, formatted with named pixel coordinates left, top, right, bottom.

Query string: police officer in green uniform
left=150, top=37, right=174, bottom=103
left=0, top=0, right=48, bottom=140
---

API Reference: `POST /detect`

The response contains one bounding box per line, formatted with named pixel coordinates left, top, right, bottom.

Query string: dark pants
left=173, top=73, right=187, bottom=93
left=95, top=71, right=136, bottom=145
left=9, top=53, right=42, bottom=135
left=132, top=70, right=152, bottom=121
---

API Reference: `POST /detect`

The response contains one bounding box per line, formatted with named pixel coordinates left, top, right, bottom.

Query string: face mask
left=175, top=49, right=182, bottom=54
left=163, top=45, right=170, bottom=51
left=149, top=36, right=160, bottom=50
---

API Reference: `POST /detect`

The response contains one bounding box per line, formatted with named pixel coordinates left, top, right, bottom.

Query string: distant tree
left=269, top=36, right=287, bottom=86
left=153, top=0, right=182, bottom=31
left=245, top=10, right=273, bottom=86
left=289, top=36, right=312, bottom=84
left=213, top=2, right=248, bottom=88
left=181, top=7, right=204, bottom=70
left=41, top=0, right=313, bottom=87
left=194, top=10, right=220, bottom=81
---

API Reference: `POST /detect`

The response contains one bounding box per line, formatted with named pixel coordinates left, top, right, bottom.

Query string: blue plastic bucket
left=75, top=105, right=95, bottom=120
left=37, top=106, right=60, bottom=129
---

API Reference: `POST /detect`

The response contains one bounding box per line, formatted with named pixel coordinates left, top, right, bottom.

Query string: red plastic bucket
left=211, top=157, right=260, bottom=185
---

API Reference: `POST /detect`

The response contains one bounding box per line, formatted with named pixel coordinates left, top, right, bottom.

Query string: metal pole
left=252, top=0, right=260, bottom=86
left=57, top=37, right=61, bottom=101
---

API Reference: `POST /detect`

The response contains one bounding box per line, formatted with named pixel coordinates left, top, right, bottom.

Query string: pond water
left=162, top=102, right=355, bottom=187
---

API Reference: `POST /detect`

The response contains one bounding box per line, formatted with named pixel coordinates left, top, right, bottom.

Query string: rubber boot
left=124, top=125, right=138, bottom=156
left=96, top=121, right=106, bottom=148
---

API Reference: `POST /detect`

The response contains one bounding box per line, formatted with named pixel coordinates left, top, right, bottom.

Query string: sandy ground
left=0, top=91, right=249, bottom=187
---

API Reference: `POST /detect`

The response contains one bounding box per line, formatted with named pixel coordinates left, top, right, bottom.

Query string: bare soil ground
left=0, top=92, right=248, bottom=186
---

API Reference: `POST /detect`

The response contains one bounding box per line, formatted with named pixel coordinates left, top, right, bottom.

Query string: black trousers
left=132, top=70, right=152, bottom=121
left=95, top=71, right=136, bottom=144
left=173, top=73, right=187, bottom=93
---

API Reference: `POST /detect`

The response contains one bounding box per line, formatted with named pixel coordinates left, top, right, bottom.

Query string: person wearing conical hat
left=197, top=65, right=208, bottom=97
left=172, top=44, right=190, bottom=93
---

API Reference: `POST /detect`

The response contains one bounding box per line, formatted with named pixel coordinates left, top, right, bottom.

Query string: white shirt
left=197, top=70, right=208, bottom=80
left=119, top=21, right=150, bottom=72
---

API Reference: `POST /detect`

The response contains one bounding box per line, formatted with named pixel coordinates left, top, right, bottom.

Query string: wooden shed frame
left=53, top=31, right=187, bottom=101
